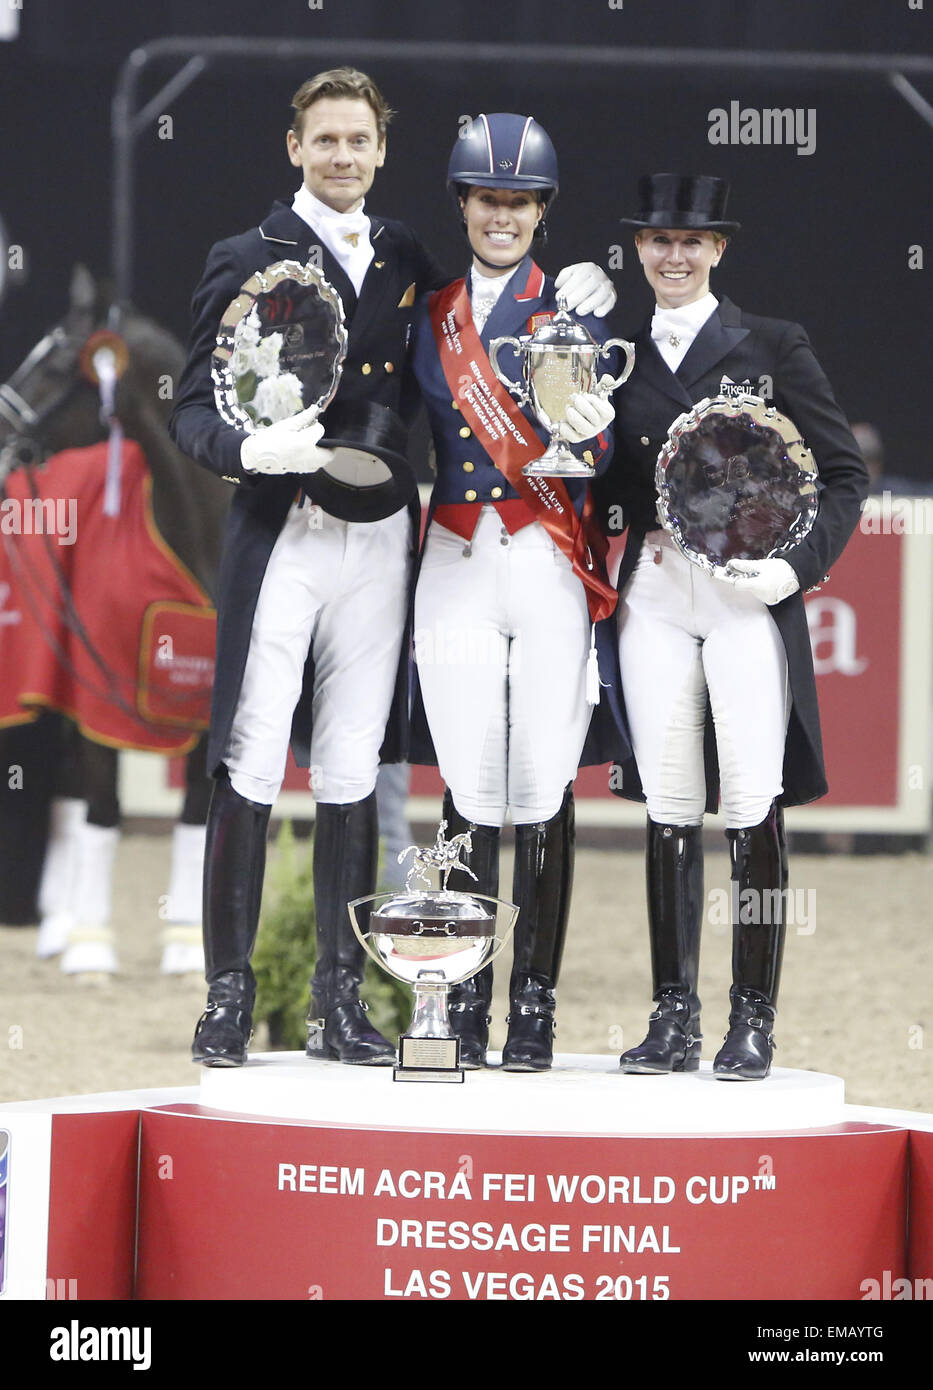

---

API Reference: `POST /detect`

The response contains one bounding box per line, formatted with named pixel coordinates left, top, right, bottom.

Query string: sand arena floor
left=0, top=829, right=931, bottom=1114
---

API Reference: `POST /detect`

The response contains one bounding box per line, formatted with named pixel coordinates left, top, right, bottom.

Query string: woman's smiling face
left=635, top=228, right=726, bottom=308
left=461, top=187, right=544, bottom=274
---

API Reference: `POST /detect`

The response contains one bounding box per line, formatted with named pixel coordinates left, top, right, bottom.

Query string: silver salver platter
left=655, top=393, right=818, bottom=580
left=212, top=260, right=347, bottom=430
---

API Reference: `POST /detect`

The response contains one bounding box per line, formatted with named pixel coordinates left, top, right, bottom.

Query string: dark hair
left=456, top=184, right=548, bottom=203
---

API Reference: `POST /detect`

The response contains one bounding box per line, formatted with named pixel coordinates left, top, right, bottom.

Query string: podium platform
left=198, top=1051, right=846, bottom=1134
left=1, top=1053, right=931, bottom=1301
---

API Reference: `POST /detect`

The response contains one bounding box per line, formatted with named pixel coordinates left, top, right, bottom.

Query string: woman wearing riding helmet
left=407, top=113, right=629, bottom=1072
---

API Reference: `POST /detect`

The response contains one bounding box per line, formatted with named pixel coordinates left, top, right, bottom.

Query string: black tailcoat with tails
left=592, top=295, right=869, bottom=809
left=169, top=201, right=449, bottom=778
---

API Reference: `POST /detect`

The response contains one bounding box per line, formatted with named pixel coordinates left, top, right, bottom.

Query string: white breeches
left=414, top=508, right=593, bottom=826
left=225, top=501, right=411, bottom=806
left=617, top=533, right=791, bottom=830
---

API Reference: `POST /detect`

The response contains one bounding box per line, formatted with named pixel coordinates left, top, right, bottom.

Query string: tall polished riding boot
left=192, top=776, right=271, bottom=1066
left=502, top=787, right=575, bottom=1073
left=714, top=801, right=787, bottom=1081
left=306, top=793, right=395, bottom=1065
left=441, top=788, right=500, bottom=1069
left=620, top=820, right=704, bottom=1074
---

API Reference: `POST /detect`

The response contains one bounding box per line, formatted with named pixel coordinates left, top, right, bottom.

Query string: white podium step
left=198, top=1050, right=846, bottom=1135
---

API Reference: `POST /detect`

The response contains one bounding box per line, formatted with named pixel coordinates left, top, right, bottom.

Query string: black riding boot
left=306, top=794, right=395, bottom=1065
left=714, top=801, right=787, bottom=1081
left=441, top=789, right=500, bottom=1069
left=620, top=820, right=704, bottom=1074
left=192, top=776, right=271, bottom=1067
left=502, top=787, right=575, bottom=1073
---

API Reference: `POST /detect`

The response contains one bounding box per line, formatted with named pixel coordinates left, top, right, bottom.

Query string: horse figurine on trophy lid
left=397, top=819, right=476, bottom=893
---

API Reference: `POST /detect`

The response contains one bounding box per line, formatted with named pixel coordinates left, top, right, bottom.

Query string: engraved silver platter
left=212, top=260, right=347, bottom=430
left=655, top=393, right=818, bottom=580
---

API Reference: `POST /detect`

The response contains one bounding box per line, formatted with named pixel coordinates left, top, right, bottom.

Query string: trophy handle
left=597, top=337, right=637, bottom=391
left=483, top=932, right=515, bottom=971
left=346, top=895, right=391, bottom=973
left=488, top=336, right=531, bottom=408
left=477, top=902, right=521, bottom=971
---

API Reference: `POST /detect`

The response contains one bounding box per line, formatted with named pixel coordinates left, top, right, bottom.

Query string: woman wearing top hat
left=596, top=173, right=868, bottom=1080
left=406, top=114, right=629, bottom=1071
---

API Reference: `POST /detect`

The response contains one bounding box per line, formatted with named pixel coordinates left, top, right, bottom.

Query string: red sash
left=428, top=277, right=617, bottom=624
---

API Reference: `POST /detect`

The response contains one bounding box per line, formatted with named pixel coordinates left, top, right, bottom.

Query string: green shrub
left=252, top=820, right=411, bottom=1050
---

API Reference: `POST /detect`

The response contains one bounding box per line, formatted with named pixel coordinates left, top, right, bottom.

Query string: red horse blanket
left=0, top=439, right=216, bottom=753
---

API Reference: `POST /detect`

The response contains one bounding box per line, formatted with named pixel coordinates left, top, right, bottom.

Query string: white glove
left=559, top=386, right=615, bottom=443
left=724, top=557, right=800, bottom=605
left=554, top=262, right=617, bottom=318
left=240, top=406, right=335, bottom=476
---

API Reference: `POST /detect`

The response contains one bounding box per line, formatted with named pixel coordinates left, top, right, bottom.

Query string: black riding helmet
left=447, top=113, right=559, bottom=261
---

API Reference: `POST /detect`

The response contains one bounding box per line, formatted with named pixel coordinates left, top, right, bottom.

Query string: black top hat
left=620, top=174, right=740, bottom=233
left=301, top=400, right=417, bottom=523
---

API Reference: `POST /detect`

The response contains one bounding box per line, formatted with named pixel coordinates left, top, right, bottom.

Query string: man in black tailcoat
left=170, top=67, right=450, bottom=1068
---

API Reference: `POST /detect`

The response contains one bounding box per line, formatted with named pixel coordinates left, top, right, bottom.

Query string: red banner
left=135, top=1106, right=908, bottom=1301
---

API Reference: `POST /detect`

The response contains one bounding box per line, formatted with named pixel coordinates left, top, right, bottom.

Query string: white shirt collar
left=469, top=265, right=519, bottom=332
left=651, top=292, right=718, bottom=336
left=650, top=293, right=718, bottom=371
left=470, top=264, right=519, bottom=298
left=292, top=184, right=370, bottom=235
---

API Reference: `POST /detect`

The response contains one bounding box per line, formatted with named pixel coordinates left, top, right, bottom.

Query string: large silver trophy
left=349, top=823, right=519, bottom=1083
left=655, top=393, right=819, bottom=581
left=489, top=296, right=635, bottom=478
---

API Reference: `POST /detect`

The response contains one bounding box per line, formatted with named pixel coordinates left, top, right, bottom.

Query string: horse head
left=0, top=266, right=227, bottom=593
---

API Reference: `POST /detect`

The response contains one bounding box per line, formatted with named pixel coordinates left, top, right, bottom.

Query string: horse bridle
left=0, top=324, right=89, bottom=479
left=0, top=302, right=128, bottom=481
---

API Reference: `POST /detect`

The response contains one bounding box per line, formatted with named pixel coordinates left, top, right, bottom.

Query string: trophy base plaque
left=522, top=441, right=595, bottom=478
left=394, top=1035, right=464, bottom=1084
